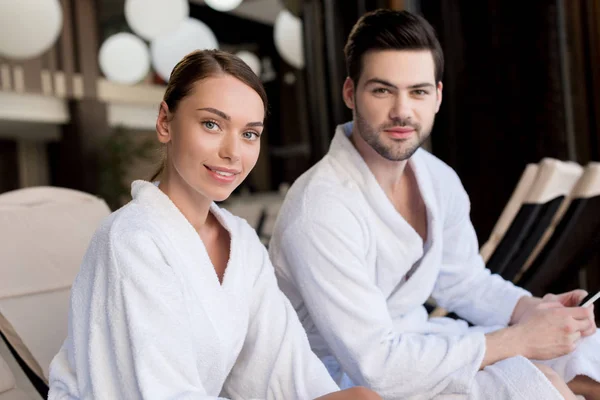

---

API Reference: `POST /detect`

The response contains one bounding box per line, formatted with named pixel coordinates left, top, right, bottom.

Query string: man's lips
left=384, top=127, right=415, bottom=133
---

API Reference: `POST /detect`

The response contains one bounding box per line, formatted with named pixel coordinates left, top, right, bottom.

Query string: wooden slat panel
left=0, top=57, right=4, bottom=89
left=17, top=140, right=50, bottom=188
left=0, top=58, right=14, bottom=91
left=73, top=0, right=99, bottom=98
left=57, top=99, right=109, bottom=193
left=388, top=0, right=405, bottom=10
left=12, top=64, right=25, bottom=93
left=60, top=0, right=75, bottom=97
left=45, top=46, right=59, bottom=95
left=0, top=140, right=19, bottom=194
left=21, top=58, right=43, bottom=94
left=587, top=0, right=600, bottom=150
left=584, top=0, right=600, bottom=317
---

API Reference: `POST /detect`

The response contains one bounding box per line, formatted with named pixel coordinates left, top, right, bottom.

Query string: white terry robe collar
left=326, top=123, right=444, bottom=302
left=327, top=122, right=441, bottom=248
left=130, top=180, right=242, bottom=292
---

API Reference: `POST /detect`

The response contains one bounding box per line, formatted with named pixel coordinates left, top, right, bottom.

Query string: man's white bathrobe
left=269, top=122, right=600, bottom=400
left=48, top=180, right=339, bottom=400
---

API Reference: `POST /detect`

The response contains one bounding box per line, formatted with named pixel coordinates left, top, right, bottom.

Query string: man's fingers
left=543, top=293, right=558, bottom=302
left=567, top=331, right=582, bottom=349
left=564, top=306, right=594, bottom=320
left=570, top=290, right=589, bottom=306
left=540, top=301, right=564, bottom=310
left=572, top=317, right=593, bottom=334
left=581, top=324, right=597, bottom=337
left=558, top=290, right=588, bottom=307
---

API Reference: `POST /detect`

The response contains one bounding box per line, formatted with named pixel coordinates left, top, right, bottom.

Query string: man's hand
left=511, top=292, right=597, bottom=337
left=515, top=301, right=594, bottom=360
left=542, top=290, right=588, bottom=307
left=510, top=295, right=542, bottom=325
left=483, top=301, right=594, bottom=369
left=542, top=290, right=597, bottom=337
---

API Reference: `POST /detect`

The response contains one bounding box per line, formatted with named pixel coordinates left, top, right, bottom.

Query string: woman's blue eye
left=243, top=131, right=259, bottom=140
left=203, top=121, right=218, bottom=130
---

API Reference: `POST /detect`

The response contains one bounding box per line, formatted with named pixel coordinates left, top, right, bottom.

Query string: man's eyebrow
left=364, top=79, right=436, bottom=90
left=407, top=83, right=436, bottom=89
left=364, top=78, right=398, bottom=89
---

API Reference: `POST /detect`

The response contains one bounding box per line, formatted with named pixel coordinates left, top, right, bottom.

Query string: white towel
left=536, top=330, right=600, bottom=386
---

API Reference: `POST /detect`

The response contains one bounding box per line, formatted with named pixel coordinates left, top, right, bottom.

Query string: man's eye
left=373, top=88, right=390, bottom=94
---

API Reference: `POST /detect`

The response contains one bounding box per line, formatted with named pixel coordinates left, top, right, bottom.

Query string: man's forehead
left=360, top=50, right=436, bottom=84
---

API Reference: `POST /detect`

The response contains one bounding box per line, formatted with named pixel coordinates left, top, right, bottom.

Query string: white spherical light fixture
left=151, top=18, right=219, bottom=82
left=125, top=0, right=189, bottom=41
left=204, top=0, right=244, bottom=12
left=236, top=51, right=262, bottom=76
left=99, top=33, right=150, bottom=85
left=274, top=10, right=304, bottom=69
left=0, top=0, right=63, bottom=60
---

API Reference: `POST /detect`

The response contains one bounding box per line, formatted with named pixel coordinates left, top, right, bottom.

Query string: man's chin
left=377, top=141, right=422, bottom=161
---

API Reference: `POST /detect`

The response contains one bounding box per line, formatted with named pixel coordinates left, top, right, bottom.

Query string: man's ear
left=156, top=101, right=172, bottom=144
left=435, top=81, right=443, bottom=113
left=342, top=77, right=356, bottom=110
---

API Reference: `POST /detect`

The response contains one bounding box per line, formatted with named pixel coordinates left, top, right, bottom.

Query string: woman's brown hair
left=149, top=49, right=268, bottom=181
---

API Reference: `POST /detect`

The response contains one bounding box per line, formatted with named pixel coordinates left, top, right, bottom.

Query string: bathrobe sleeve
left=223, top=225, right=339, bottom=400
left=63, top=226, right=228, bottom=400
left=275, top=190, right=487, bottom=398
left=431, top=173, right=531, bottom=327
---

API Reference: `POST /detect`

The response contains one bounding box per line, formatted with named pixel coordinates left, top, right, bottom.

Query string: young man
left=269, top=9, right=600, bottom=400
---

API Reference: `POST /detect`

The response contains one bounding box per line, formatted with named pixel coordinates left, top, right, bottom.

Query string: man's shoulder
left=275, top=157, right=367, bottom=230
left=290, top=155, right=362, bottom=201
left=414, top=148, right=465, bottom=191
left=415, top=148, right=458, bottom=176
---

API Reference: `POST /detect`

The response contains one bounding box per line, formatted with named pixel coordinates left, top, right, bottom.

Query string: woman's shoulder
left=87, top=200, right=166, bottom=262
left=104, top=200, right=161, bottom=236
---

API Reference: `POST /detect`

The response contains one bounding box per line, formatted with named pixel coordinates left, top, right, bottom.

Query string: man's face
left=343, top=50, right=443, bottom=161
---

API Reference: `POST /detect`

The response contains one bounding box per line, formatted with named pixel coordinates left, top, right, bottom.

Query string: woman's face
left=157, top=74, right=265, bottom=202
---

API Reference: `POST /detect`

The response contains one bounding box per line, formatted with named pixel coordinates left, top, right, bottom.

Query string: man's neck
left=349, top=128, right=409, bottom=197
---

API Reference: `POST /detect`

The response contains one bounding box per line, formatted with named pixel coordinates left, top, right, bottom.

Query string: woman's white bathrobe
left=269, top=122, right=600, bottom=400
left=48, top=181, right=339, bottom=400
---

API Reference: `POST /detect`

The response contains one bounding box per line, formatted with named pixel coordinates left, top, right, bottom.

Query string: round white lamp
left=0, top=0, right=63, bottom=60
left=274, top=10, right=304, bottom=69
left=151, top=18, right=219, bottom=82
left=236, top=51, right=262, bottom=76
left=99, top=33, right=150, bottom=85
left=125, top=0, right=189, bottom=41
left=204, top=0, right=244, bottom=12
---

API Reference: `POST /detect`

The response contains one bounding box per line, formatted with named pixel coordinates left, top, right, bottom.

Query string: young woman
left=48, top=50, right=380, bottom=400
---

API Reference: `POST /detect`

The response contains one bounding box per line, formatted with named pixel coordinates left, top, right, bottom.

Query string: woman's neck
left=158, top=171, right=213, bottom=233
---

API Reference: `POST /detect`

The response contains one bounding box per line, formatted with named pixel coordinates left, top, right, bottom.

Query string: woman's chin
left=208, top=187, right=236, bottom=203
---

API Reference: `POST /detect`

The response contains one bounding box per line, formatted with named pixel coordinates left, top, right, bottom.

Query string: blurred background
left=1, top=2, right=599, bottom=398
left=0, top=0, right=599, bottom=292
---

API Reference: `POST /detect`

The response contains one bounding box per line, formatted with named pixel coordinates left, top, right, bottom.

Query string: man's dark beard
left=354, top=103, right=429, bottom=162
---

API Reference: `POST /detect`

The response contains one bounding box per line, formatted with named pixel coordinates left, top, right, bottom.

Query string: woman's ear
left=156, top=101, right=172, bottom=144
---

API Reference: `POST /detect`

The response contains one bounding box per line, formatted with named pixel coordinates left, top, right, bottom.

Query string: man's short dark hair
left=344, top=9, right=444, bottom=84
